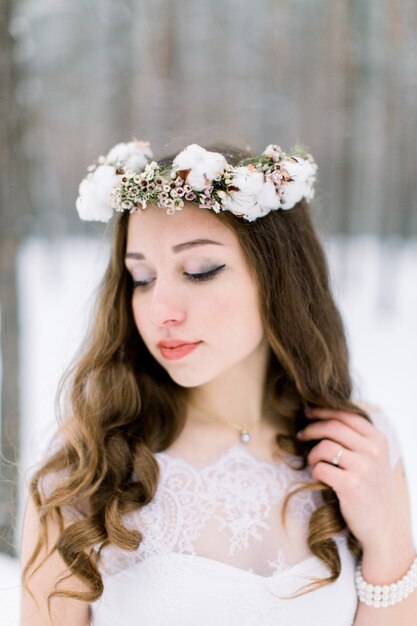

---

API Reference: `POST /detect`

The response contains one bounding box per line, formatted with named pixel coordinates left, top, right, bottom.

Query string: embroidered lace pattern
left=97, top=445, right=324, bottom=578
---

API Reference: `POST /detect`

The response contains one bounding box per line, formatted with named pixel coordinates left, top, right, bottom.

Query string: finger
left=307, top=439, right=352, bottom=470
left=298, top=419, right=365, bottom=450
left=304, top=409, right=375, bottom=437
left=310, top=461, right=345, bottom=492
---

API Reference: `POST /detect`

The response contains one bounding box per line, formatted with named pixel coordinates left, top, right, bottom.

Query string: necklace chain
left=187, top=402, right=262, bottom=444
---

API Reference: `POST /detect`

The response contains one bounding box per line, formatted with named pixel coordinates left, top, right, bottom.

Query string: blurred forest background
left=0, top=0, right=416, bottom=619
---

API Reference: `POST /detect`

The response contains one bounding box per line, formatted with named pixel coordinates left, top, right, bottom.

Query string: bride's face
left=124, top=202, right=266, bottom=387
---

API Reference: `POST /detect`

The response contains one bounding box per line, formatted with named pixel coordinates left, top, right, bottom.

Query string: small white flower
left=172, top=144, right=227, bottom=191
left=262, top=144, right=283, bottom=158
left=105, top=140, right=153, bottom=173
left=76, top=165, right=120, bottom=222
left=271, top=171, right=284, bottom=184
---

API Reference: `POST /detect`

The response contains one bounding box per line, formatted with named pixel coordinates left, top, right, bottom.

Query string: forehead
left=125, top=202, right=236, bottom=252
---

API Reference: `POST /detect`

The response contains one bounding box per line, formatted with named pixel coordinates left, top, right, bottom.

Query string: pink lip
left=157, top=339, right=202, bottom=361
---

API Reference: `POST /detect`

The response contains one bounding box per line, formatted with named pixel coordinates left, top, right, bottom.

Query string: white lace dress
left=41, top=408, right=401, bottom=626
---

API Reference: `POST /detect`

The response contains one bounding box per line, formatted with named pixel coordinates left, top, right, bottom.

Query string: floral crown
left=75, top=139, right=318, bottom=223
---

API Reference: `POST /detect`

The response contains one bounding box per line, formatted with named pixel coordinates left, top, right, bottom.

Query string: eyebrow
left=125, top=238, right=224, bottom=260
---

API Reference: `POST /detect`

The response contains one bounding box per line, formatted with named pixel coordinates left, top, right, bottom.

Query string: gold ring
left=332, top=446, right=344, bottom=466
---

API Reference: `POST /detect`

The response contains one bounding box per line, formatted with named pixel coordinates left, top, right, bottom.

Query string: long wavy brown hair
left=22, top=144, right=370, bottom=616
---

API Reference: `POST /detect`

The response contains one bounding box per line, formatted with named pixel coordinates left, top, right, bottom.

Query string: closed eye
left=132, top=278, right=154, bottom=288
left=185, top=264, right=226, bottom=282
left=132, top=264, right=226, bottom=289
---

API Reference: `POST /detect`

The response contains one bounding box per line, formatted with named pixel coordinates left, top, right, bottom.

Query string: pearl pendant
left=239, top=430, right=251, bottom=444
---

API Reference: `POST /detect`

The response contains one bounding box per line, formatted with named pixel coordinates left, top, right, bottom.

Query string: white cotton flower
left=75, top=165, right=120, bottom=222
left=172, top=144, right=227, bottom=191
left=230, top=166, right=265, bottom=195
left=221, top=165, right=276, bottom=221
left=222, top=192, right=269, bottom=222
left=257, top=179, right=282, bottom=210
left=105, top=140, right=153, bottom=173
left=279, top=157, right=318, bottom=210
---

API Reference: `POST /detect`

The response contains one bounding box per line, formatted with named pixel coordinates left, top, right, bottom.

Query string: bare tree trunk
left=0, top=0, right=22, bottom=556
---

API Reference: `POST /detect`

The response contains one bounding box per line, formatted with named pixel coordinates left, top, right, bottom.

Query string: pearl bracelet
left=355, top=555, right=417, bottom=608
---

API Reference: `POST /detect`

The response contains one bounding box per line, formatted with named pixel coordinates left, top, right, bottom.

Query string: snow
left=1, top=234, right=416, bottom=623
left=0, top=553, right=20, bottom=626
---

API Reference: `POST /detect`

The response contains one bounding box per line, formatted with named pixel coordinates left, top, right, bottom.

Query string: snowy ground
left=0, top=553, right=20, bottom=626
left=1, top=234, right=416, bottom=624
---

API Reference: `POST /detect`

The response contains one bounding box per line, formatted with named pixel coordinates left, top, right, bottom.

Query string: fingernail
left=296, top=430, right=304, bottom=439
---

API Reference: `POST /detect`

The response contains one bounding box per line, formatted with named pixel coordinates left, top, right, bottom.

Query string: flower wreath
left=75, top=139, right=318, bottom=223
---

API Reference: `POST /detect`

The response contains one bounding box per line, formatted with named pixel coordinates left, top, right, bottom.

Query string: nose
left=147, top=282, right=186, bottom=328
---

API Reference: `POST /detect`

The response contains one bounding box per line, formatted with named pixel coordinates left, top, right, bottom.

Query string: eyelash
left=132, top=264, right=226, bottom=289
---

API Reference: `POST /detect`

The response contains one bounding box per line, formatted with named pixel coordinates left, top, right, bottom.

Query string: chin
left=155, top=358, right=221, bottom=388
left=164, top=369, right=216, bottom=388
left=162, top=358, right=242, bottom=389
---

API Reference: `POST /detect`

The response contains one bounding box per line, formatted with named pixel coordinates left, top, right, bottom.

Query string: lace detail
left=98, top=444, right=321, bottom=578
left=266, top=547, right=292, bottom=574
left=157, top=445, right=317, bottom=544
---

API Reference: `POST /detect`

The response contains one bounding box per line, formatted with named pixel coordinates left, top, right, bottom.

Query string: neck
left=185, top=338, right=271, bottom=430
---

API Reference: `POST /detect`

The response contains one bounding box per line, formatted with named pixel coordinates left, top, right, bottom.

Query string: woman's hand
left=297, top=407, right=411, bottom=552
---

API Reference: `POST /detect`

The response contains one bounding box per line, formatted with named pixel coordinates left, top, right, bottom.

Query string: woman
left=19, top=140, right=416, bottom=625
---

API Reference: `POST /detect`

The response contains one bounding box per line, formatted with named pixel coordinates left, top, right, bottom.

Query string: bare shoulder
left=19, top=490, right=92, bottom=626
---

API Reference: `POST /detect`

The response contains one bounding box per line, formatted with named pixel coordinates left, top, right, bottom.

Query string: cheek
left=209, top=278, right=264, bottom=342
left=131, top=295, right=147, bottom=337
